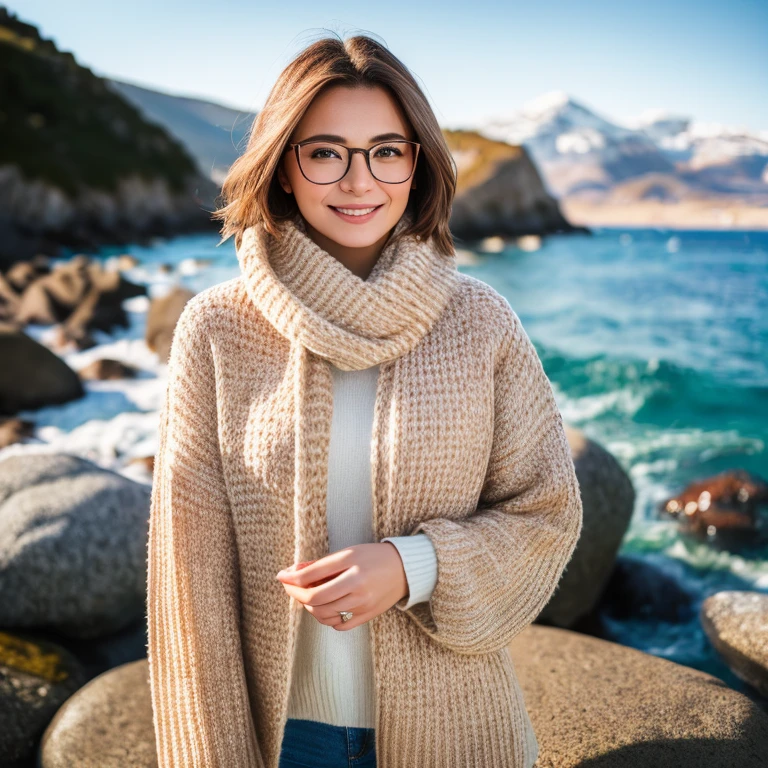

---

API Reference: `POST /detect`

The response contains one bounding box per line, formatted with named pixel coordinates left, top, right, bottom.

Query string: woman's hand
left=276, top=543, right=408, bottom=631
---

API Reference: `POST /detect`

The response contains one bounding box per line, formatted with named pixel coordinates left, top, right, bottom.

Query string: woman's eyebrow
left=296, top=132, right=408, bottom=143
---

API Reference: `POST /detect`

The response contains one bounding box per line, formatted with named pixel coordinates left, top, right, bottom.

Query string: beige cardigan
left=147, top=212, right=583, bottom=767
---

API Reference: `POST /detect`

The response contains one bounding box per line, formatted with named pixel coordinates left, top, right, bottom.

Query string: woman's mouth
left=328, top=204, right=384, bottom=223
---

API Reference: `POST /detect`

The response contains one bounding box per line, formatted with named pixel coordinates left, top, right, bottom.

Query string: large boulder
left=701, top=591, right=768, bottom=698
left=539, top=425, right=635, bottom=627
left=39, top=658, right=156, bottom=768
left=0, top=453, right=151, bottom=638
left=0, top=327, right=84, bottom=415
left=510, top=624, right=768, bottom=767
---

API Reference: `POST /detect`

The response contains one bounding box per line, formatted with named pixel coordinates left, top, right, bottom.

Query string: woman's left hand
left=276, top=543, right=408, bottom=630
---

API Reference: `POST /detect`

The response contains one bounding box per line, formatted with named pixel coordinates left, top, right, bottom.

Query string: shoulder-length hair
left=211, top=33, right=457, bottom=256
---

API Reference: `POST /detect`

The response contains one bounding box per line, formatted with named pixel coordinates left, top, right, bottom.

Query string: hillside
left=0, top=6, right=219, bottom=264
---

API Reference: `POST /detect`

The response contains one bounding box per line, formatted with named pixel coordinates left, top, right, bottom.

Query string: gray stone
left=0, top=453, right=150, bottom=638
left=539, top=425, right=635, bottom=626
left=0, top=330, right=84, bottom=415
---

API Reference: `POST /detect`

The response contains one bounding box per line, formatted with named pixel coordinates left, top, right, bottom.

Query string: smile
left=329, top=204, right=384, bottom=222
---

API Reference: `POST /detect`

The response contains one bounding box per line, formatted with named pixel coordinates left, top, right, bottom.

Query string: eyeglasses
left=285, top=140, right=421, bottom=185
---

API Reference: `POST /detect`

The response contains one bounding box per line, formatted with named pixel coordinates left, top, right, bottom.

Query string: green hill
left=0, top=6, right=200, bottom=196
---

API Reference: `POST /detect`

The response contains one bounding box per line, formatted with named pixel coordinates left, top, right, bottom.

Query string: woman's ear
left=277, top=163, right=292, bottom=195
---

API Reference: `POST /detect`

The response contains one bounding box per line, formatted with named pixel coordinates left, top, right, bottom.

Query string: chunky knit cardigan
left=287, top=361, right=440, bottom=728
left=146, top=211, right=584, bottom=768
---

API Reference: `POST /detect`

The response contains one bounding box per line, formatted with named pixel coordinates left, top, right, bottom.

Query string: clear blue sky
left=11, top=0, right=768, bottom=133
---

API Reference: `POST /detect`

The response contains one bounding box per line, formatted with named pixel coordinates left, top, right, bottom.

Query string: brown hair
left=211, top=32, right=457, bottom=256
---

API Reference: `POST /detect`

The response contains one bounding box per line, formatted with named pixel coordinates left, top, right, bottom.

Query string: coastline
left=561, top=199, right=768, bottom=231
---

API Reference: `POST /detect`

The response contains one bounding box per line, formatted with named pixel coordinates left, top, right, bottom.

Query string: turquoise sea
left=28, top=224, right=768, bottom=705
left=465, top=226, right=768, bottom=703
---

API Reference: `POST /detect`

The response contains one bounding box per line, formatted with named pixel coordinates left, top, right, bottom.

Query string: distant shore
left=561, top=199, right=768, bottom=231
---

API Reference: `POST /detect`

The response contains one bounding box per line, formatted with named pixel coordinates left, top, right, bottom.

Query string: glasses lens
left=297, top=142, right=349, bottom=184
left=369, top=141, right=417, bottom=183
left=297, top=141, right=417, bottom=183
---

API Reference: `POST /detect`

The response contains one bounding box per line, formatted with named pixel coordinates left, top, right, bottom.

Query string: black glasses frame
left=285, top=139, right=421, bottom=185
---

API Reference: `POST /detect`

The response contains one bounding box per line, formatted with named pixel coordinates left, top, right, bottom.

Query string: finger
left=331, top=608, right=371, bottom=631
left=276, top=560, right=315, bottom=578
left=277, top=549, right=353, bottom=586
left=280, top=574, right=351, bottom=607
left=302, top=601, right=369, bottom=631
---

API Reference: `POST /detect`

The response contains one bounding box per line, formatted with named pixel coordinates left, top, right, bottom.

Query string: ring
left=339, top=610, right=354, bottom=623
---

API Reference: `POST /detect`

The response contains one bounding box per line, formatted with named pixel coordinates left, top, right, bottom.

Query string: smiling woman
left=273, top=85, right=422, bottom=276
left=147, top=30, right=581, bottom=768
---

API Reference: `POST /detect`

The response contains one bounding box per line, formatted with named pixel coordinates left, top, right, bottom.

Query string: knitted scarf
left=235, top=209, right=459, bottom=598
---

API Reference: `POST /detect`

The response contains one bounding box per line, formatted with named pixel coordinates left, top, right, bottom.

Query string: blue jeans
left=279, top=718, right=377, bottom=768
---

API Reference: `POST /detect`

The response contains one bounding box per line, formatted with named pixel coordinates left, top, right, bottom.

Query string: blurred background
left=1, top=1, right=767, bottom=765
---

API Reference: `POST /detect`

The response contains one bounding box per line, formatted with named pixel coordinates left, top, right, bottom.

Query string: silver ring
left=339, top=610, right=354, bottom=623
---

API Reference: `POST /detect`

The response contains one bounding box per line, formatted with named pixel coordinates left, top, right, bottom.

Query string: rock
left=0, top=453, right=151, bottom=638
left=127, top=456, right=154, bottom=474
left=49, top=324, right=97, bottom=353
left=516, top=234, right=542, bottom=252
left=477, top=235, right=506, bottom=253
left=701, top=591, right=768, bottom=698
left=15, top=256, right=91, bottom=326
left=78, top=359, right=139, bottom=381
left=0, top=329, right=84, bottom=415
left=444, top=129, right=587, bottom=239
left=112, top=254, right=139, bottom=271
left=0, top=417, right=35, bottom=448
left=62, top=263, right=147, bottom=339
left=39, top=658, right=155, bottom=768
left=597, top=555, right=697, bottom=623
left=5, top=260, right=48, bottom=294
left=0, top=272, right=21, bottom=322
left=32, top=616, right=149, bottom=684
left=145, top=286, right=195, bottom=363
left=509, top=624, right=768, bottom=767
left=538, top=425, right=635, bottom=627
left=0, top=630, right=85, bottom=768
left=658, top=469, right=768, bottom=546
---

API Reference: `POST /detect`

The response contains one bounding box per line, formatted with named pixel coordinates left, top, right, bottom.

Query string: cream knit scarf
left=235, top=210, right=459, bottom=573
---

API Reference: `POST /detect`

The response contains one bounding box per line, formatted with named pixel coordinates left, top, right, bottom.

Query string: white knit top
left=286, top=362, right=439, bottom=728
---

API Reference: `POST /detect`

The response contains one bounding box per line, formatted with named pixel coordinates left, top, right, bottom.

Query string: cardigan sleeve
left=394, top=307, right=583, bottom=655
left=380, top=533, right=439, bottom=609
left=146, top=300, right=262, bottom=768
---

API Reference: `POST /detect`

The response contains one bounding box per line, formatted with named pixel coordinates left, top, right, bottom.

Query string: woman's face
left=277, top=84, right=417, bottom=253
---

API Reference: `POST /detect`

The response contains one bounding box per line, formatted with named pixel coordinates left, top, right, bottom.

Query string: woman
left=146, top=33, right=583, bottom=768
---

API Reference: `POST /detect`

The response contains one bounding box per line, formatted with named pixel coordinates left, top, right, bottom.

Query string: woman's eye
left=311, top=148, right=341, bottom=159
left=375, top=145, right=403, bottom=158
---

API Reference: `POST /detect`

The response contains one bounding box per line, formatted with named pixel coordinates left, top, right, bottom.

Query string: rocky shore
left=0, top=271, right=766, bottom=763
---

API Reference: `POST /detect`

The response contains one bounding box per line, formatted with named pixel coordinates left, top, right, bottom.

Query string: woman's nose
left=341, top=152, right=375, bottom=190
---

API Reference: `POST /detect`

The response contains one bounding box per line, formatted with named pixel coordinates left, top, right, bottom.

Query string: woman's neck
left=303, top=219, right=395, bottom=281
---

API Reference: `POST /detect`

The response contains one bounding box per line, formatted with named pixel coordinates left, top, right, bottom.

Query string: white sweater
left=286, top=362, right=439, bottom=728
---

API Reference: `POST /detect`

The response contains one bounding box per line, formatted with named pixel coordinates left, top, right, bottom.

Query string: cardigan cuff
left=381, top=533, right=438, bottom=610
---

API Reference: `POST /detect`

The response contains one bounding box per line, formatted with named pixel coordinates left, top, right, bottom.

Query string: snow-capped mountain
left=473, top=91, right=768, bottom=200
left=475, top=91, right=674, bottom=197
left=626, top=110, right=768, bottom=185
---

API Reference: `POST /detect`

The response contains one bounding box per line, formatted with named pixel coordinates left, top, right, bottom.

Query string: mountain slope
left=105, top=79, right=257, bottom=184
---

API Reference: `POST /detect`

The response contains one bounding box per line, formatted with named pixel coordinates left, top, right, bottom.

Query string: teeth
left=333, top=206, right=378, bottom=216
